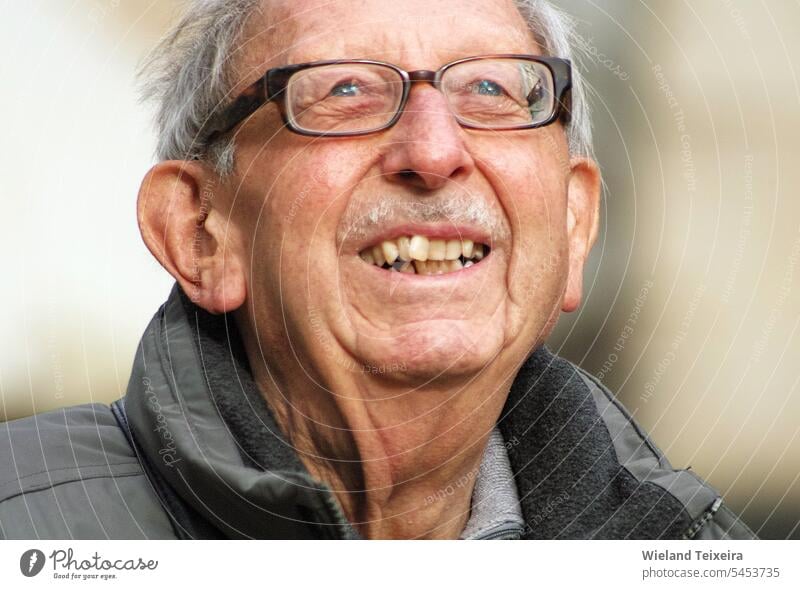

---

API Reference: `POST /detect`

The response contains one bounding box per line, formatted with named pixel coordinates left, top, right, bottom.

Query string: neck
left=285, top=396, right=490, bottom=539
left=238, top=333, right=512, bottom=539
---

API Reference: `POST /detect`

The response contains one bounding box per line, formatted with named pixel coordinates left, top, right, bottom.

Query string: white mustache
left=339, top=194, right=509, bottom=242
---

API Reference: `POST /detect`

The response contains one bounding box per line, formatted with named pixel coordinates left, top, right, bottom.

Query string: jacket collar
left=125, top=283, right=695, bottom=539
left=125, top=284, right=356, bottom=539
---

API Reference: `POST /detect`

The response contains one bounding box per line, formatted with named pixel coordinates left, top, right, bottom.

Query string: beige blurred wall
left=0, top=1, right=177, bottom=420
left=550, top=0, right=800, bottom=539
left=1, top=1, right=798, bottom=538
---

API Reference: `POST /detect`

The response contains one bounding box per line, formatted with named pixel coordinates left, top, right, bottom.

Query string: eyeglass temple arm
left=203, top=77, right=270, bottom=142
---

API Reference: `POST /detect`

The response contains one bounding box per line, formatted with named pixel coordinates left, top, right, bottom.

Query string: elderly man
left=0, top=0, right=754, bottom=540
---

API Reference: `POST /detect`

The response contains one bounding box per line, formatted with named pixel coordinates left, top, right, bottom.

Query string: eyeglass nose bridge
left=406, top=70, right=438, bottom=84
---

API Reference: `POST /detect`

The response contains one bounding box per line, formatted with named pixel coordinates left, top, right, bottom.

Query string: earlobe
left=561, top=157, right=601, bottom=313
left=137, top=161, right=247, bottom=314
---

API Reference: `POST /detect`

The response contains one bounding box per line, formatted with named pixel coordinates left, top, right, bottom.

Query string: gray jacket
left=0, top=284, right=756, bottom=539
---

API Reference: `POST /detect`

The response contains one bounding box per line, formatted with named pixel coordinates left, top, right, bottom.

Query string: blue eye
left=331, top=81, right=360, bottom=97
left=472, top=80, right=503, bottom=96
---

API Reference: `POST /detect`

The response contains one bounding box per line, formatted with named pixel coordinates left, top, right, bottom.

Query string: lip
left=349, top=223, right=493, bottom=255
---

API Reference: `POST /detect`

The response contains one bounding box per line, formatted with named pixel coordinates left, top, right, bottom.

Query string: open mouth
left=358, top=235, right=490, bottom=275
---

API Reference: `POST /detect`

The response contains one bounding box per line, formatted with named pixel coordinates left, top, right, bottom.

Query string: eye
left=469, top=79, right=504, bottom=96
left=330, top=80, right=362, bottom=97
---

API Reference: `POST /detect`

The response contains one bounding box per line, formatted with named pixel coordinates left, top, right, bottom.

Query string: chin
left=354, top=319, right=505, bottom=382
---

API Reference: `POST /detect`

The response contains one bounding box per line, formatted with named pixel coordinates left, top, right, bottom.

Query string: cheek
left=478, top=140, right=570, bottom=305
left=481, top=145, right=566, bottom=241
left=476, top=132, right=566, bottom=220
left=241, top=144, right=375, bottom=299
left=265, top=141, right=375, bottom=221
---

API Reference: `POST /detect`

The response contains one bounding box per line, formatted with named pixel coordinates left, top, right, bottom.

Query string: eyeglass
left=202, top=54, right=571, bottom=142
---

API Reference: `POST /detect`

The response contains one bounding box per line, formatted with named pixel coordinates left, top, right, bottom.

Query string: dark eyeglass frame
left=202, top=54, right=572, bottom=143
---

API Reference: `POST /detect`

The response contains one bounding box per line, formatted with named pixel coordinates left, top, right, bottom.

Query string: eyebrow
left=280, top=21, right=536, bottom=68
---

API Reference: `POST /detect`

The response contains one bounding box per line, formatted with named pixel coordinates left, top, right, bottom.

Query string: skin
left=137, top=0, right=600, bottom=539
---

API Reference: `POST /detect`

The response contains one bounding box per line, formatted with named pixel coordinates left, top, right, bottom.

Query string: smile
left=358, top=235, right=490, bottom=275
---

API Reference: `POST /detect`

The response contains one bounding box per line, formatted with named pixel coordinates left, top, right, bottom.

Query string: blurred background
left=1, top=1, right=798, bottom=538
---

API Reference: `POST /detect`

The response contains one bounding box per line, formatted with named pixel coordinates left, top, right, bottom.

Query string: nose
left=380, top=85, right=475, bottom=191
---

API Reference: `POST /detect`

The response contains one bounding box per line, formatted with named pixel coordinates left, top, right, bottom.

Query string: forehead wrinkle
left=284, top=26, right=398, bottom=64
left=261, top=0, right=539, bottom=66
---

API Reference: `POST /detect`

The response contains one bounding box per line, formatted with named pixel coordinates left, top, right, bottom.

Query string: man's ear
left=562, top=157, right=601, bottom=313
left=137, top=160, right=246, bottom=314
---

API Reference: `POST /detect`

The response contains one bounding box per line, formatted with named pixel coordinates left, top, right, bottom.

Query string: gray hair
left=139, top=0, right=593, bottom=175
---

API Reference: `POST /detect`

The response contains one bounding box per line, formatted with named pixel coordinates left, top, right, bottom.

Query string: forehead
left=244, top=0, right=539, bottom=71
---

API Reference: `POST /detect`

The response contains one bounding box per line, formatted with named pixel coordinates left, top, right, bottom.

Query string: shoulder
left=573, top=364, right=757, bottom=540
left=0, top=403, right=175, bottom=539
left=0, top=403, right=140, bottom=496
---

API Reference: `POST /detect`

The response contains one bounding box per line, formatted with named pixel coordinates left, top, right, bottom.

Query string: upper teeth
left=359, top=236, right=487, bottom=274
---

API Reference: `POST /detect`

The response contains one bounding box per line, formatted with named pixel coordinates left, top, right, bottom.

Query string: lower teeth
left=381, top=254, right=486, bottom=275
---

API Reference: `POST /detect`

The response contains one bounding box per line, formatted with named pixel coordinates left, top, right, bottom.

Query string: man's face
left=226, top=0, right=583, bottom=383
